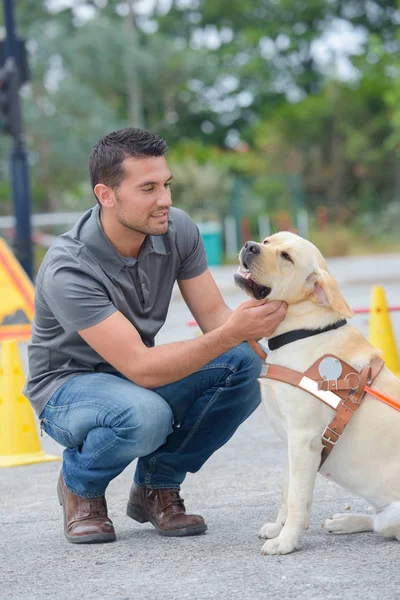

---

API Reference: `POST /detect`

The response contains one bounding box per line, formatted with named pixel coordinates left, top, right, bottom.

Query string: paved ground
left=1, top=254, right=400, bottom=600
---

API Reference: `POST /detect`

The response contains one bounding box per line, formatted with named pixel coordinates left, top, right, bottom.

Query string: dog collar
left=268, top=319, right=348, bottom=351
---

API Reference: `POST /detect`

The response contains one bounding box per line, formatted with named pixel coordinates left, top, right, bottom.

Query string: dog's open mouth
left=234, top=269, right=271, bottom=300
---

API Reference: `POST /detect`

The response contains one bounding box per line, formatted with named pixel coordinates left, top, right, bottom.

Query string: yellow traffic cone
left=369, top=286, right=400, bottom=377
left=0, top=340, right=60, bottom=467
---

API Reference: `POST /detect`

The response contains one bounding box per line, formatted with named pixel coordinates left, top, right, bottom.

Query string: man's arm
left=78, top=299, right=286, bottom=390
left=79, top=310, right=235, bottom=389
left=178, top=269, right=232, bottom=332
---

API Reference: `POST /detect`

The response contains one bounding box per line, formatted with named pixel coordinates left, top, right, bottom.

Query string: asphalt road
left=1, top=254, right=400, bottom=600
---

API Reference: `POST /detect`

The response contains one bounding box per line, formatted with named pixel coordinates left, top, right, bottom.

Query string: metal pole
left=10, top=142, right=33, bottom=277
left=2, top=0, right=33, bottom=279
left=3, top=0, right=17, bottom=56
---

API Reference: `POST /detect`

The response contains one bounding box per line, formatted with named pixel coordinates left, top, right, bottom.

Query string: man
left=24, top=127, right=286, bottom=544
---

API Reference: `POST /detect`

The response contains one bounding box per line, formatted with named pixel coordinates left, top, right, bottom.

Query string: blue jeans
left=39, top=343, right=262, bottom=498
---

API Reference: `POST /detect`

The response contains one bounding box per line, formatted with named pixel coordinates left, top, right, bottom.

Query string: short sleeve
left=40, top=262, right=117, bottom=333
left=175, top=211, right=208, bottom=280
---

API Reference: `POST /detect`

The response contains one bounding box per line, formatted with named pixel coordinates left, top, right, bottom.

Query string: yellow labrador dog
left=235, top=232, right=400, bottom=555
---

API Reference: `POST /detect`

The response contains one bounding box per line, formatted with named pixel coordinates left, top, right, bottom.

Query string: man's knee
left=228, top=341, right=264, bottom=379
left=136, top=400, right=174, bottom=457
left=115, top=394, right=174, bottom=458
left=232, top=343, right=263, bottom=409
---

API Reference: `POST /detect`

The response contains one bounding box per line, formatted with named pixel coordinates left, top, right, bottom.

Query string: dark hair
left=89, top=127, right=169, bottom=197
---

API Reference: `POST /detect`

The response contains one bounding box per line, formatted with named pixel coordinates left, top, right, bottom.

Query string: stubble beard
left=114, top=190, right=169, bottom=236
left=116, top=210, right=169, bottom=237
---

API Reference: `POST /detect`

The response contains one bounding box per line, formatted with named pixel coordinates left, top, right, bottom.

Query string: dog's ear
left=306, top=270, right=353, bottom=318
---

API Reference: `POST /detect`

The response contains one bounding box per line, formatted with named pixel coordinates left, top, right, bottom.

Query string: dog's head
left=234, top=232, right=353, bottom=318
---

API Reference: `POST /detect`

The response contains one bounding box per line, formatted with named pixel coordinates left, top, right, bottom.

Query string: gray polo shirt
left=24, top=205, right=208, bottom=416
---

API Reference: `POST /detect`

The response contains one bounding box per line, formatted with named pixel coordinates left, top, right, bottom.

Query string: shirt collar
left=79, top=205, right=169, bottom=277
left=149, top=233, right=169, bottom=256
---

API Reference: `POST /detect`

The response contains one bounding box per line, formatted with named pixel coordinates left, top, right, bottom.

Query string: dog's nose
left=244, top=241, right=260, bottom=255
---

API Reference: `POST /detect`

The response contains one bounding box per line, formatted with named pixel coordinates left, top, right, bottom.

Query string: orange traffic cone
left=0, top=340, right=60, bottom=467
left=369, top=286, right=400, bottom=377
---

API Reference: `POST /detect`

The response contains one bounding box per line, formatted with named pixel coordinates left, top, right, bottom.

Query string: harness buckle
left=321, top=426, right=339, bottom=446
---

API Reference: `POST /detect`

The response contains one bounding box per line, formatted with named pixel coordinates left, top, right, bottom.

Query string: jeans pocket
left=40, top=418, right=77, bottom=449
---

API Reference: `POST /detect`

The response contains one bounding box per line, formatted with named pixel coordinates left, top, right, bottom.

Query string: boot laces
left=80, top=497, right=107, bottom=518
left=162, top=490, right=185, bottom=511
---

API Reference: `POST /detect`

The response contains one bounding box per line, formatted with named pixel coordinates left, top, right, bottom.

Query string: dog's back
left=320, top=366, right=400, bottom=507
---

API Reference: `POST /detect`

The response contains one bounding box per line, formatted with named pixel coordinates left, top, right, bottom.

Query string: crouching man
left=24, top=127, right=286, bottom=544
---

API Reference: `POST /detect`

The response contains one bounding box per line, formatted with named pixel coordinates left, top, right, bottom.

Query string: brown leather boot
left=126, top=483, right=207, bottom=537
left=57, top=472, right=116, bottom=544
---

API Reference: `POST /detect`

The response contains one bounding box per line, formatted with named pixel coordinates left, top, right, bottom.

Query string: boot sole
left=64, top=532, right=116, bottom=544
left=58, top=482, right=116, bottom=544
left=126, top=502, right=208, bottom=537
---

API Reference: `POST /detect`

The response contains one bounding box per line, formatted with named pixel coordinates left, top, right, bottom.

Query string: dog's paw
left=258, top=522, right=283, bottom=540
left=261, top=532, right=298, bottom=555
left=323, top=513, right=373, bottom=534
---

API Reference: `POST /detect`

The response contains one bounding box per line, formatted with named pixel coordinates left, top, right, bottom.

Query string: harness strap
left=320, top=357, right=383, bottom=465
left=248, top=340, right=268, bottom=361
left=260, top=361, right=345, bottom=409
left=260, top=355, right=384, bottom=467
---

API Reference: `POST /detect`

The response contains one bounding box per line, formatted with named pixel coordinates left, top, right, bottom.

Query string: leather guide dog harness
left=247, top=335, right=385, bottom=467
left=260, top=354, right=384, bottom=466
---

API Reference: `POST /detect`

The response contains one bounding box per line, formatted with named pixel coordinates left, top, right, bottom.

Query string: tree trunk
left=126, top=1, right=144, bottom=128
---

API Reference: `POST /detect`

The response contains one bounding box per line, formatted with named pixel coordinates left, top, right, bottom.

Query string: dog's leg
left=323, top=513, right=374, bottom=534
left=261, top=432, right=321, bottom=555
left=259, top=468, right=288, bottom=540
left=374, top=502, right=400, bottom=539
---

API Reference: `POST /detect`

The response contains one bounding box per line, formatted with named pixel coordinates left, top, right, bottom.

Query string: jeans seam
left=44, top=401, right=121, bottom=418
left=82, top=430, right=122, bottom=470
left=41, top=418, right=80, bottom=448
left=136, top=481, right=180, bottom=490
left=144, top=371, right=234, bottom=485
left=43, top=402, right=122, bottom=442
left=145, top=456, right=159, bottom=486
left=197, top=363, right=237, bottom=373
left=178, top=387, right=224, bottom=452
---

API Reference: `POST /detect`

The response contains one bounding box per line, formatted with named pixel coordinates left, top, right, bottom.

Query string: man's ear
left=94, top=183, right=115, bottom=209
left=306, top=270, right=353, bottom=318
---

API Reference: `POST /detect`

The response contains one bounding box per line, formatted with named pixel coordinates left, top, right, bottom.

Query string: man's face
left=112, top=156, right=172, bottom=236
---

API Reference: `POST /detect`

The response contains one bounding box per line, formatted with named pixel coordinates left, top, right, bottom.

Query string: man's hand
left=221, top=299, right=287, bottom=346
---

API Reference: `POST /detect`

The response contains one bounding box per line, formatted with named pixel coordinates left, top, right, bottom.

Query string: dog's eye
left=281, top=251, right=294, bottom=264
left=262, top=239, right=269, bottom=245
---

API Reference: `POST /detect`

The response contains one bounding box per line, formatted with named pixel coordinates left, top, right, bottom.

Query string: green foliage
left=358, top=201, right=400, bottom=241
left=0, top=0, right=398, bottom=250
left=169, top=159, right=233, bottom=220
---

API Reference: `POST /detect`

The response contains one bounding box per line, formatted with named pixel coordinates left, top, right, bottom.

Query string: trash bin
left=197, top=222, right=222, bottom=266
